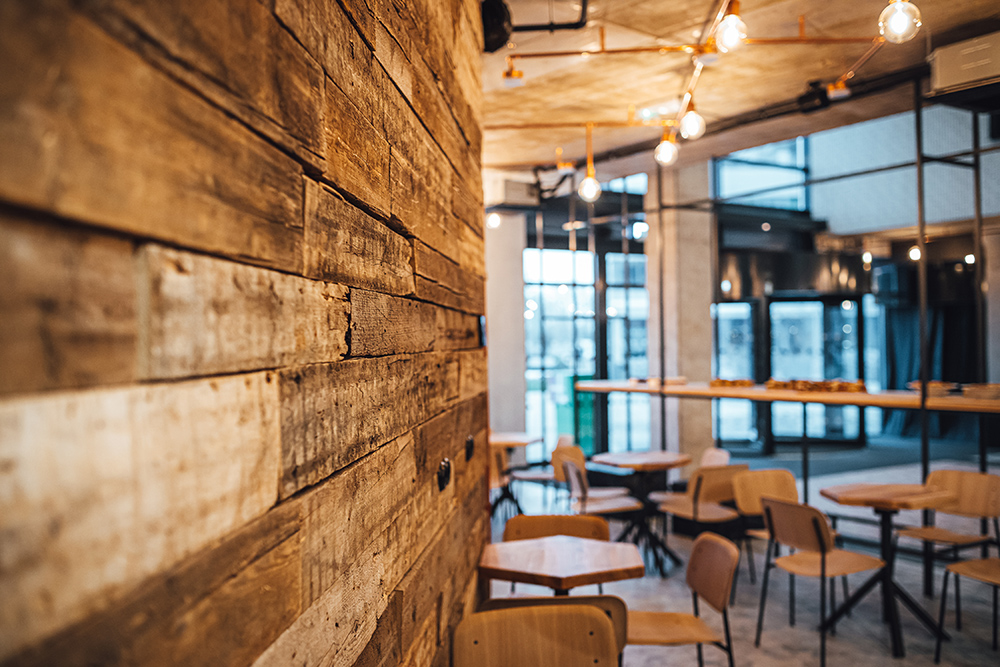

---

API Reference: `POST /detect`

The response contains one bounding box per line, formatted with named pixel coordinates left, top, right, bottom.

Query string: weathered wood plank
left=79, top=0, right=327, bottom=170
left=0, top=372, right=281, bottom=658
left=2, top=501, right=302, bottom=667
left=303, top=179, right=413, bottom=295
left=137, top=245, right=349, bottom=379
left=389, top=151, right=457, bottom=262
left=353, top=591, right=403, bottom=667
left=413, top=241, right=486, bottom=314
left=0, top=1, right=304, bottom=272
left=348, top=289, right=436, bottom=357
left=434, top=307, right=481, bottom=352
left=323, top=77, right=391, bottom=217
left=277, top=352, right=462, bottom=497
left=453, top=177, right=485, bottom=242
left=299, top=433, right=417, bottom=608
left=0, top=214, right=137, bottom=396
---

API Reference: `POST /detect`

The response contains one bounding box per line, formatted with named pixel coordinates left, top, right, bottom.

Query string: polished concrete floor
left=491, top=459, right=999, bottom=666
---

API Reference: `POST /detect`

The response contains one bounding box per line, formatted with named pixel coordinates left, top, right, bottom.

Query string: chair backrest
left=552, top=444, right=585, bottom=484
left=489, top=447, right=508, bottom=490
left=688, top=464, right=750, bottom=504
left=926, top=469, right=1000, bottom=518
left=686, top=532, right=741, bottom=614
left=479, top=596, right=628, bottom=655
left=732, top=469, right=799, bottom=517
left=453, top=605, right=618, bottom=666
left=761, top=497, right=836, bottom=553
left=699, top=447, right=731, bottom=468
left=503, top=514, right=611, bottom=542
left=562, top=458, right=589, bottom=501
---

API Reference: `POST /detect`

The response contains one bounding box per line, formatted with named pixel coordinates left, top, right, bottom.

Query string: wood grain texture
left=349, top=289, right=437, bottom=357
left=303, top=180, right=413, bottom=295
left=2, top=501, right=302, bottom=667
left=138, top=245, right=349, bottom=379
left=0, top=373, right=281, bottom=658
left=277, top=351, right=485, bottom=497
left=413, top=241, right=486, bottom=315
left=0, top=1, right=304, bottom=272
left=0, top=213, right=137, bottom=396
left=79, top=0, right=327, bottom=170
left=353, top=592, right=403, bottom=667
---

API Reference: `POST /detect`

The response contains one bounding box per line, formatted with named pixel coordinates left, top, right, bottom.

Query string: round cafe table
left=591, top=451, right=692, bottom=576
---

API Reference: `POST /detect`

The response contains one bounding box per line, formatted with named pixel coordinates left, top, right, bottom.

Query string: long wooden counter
left=574, top=380, right=1000, bottom=414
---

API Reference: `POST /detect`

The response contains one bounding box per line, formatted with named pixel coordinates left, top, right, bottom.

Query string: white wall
left=485, top=212, right=528, bottom=431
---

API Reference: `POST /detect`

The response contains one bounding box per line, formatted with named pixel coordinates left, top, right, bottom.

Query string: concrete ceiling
left=481, top=0, right=1000, bottom=171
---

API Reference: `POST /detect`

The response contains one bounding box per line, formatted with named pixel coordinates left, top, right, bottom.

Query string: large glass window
left=713, top=302, right=757, bottom=441
left=606, top=253, right=650, bottom=453
left=715, top=138, right=808, bottom=210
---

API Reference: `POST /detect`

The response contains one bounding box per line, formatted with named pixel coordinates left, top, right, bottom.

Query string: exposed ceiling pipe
left=512, top=0, right=589, bottom=32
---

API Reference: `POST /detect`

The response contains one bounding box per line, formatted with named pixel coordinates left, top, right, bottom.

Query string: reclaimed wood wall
left=0, top=0, right=487, bottom=665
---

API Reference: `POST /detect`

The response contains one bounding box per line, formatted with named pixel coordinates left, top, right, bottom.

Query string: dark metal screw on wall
left=437, top=459, right=452, bottom=491
left=465, top=435, right=475, bottom=461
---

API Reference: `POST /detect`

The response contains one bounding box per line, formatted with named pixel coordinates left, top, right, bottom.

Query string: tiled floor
left=491, top=460, right=999, bottom=666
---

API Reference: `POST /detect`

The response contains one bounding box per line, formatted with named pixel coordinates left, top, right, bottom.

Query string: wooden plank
left=303, top=180, right=413, bottom=295
left=79, top=0, right=326, bottom=170
left=453, top=178, right=486, bottom=243
left=349, top=289, right=436, bottom=357
left=0, top=214, right=137, bottom=396
left=137, top=245, right=349, bottom=379
left=278, top=352, right=474, bottom=496
left=434, top=307, right=481, bottom=352
left=389, top=150, right=457, bottom=262
left=412, top=240, right=485, bottom=314
left=299, top=433, right=417, bottom=608
left=322, top=76, right=390, bottom=217
left=0, top=372, right=281, bottom=657
left=2, top=501, right=302, bottom=667
left=0, top=1, right=304, bottom=272
left=353, top=591, right=403, bottom=667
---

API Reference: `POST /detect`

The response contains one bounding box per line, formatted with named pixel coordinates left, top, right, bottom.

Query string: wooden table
left=479, top=535, right=645, bottom=596
left=488, top=432, right=543, bottom=516
left=591, top=451, right=692, bottom=575
left=820, top=483, right=955, bottom=658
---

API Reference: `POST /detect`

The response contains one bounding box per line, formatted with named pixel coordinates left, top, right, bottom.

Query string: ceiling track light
left=879, top=1, right=922, bottom=44
left=715, top=0, right=748, bottom=53
left=578, top=123, right=602, bottom=203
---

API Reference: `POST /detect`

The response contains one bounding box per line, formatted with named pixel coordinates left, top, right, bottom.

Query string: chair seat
left=745, top=527, right=769, bottom=541
left=658, top=497, right=739, bottom=523
left=572, top=495, right=644, bottom=516
left=897, top=525, right=993, bottom=546
left=627, top=610, right=722, bottom=646
left=946, top=557, right=1000, bottom=586
left=775, top=549, right=884, bottom=578
left=648, top=490, right=682, bottom=505
left=587, top=486, right=631, bottom=500
left=510, top=467, right=557, bottom=484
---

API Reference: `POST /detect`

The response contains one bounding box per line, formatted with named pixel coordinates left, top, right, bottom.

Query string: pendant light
left=715, top=1, right=748, bottom=53
left=679, top=103, right=707, bottom=140
left=878, top=1, right=921, bottom=44
left=578, top=123, right=602, bottom=203
left=654, top=129, right=679, bottom=166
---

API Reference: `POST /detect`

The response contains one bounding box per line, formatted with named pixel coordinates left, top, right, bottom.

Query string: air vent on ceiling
left=928, top=31, right=1000, bottom=113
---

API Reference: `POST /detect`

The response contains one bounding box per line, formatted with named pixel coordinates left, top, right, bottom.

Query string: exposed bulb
left=908, top=245, right=921, bottom=262
left=486, top=212, right=501, bottom=229
left=679, top=109, right=706, bottom=140
left=654, top=137, right=679, bottom=166
left=578, top=176, right=602, bottom=203
left=862, top=251, right=873, bottom=264
left=716, top=13, right=747, bottom=53
left=879, top=1, right=921, bottom=44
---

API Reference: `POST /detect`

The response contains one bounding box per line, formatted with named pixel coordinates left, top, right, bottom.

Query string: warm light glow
left=862, top=251, right=873, bottom=264
left=486, top=212, right=502, bottom=229
left=879, top=1, right=922, bottom=44
left=654, top=136, right=679, bottom=166
left=761, top=222, right=771, bottom=232
left=679, top=108, right=706, bottom=140
left=715, top=11, right=747, bottom=53
left=908, top=245, right=921, bottom=262
left=965, top=253, right=976, bottom=265
left=578, top=176, right=602, bottom=203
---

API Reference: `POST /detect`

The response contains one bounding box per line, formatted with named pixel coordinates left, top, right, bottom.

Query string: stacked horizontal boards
left=0, top=0, right=487, bottom=665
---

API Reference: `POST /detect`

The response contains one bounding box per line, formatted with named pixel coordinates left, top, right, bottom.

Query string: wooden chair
left=553, top=444, right=631, bottom=501
left=453, top=604, right=618, bottom=666
left=755, top=498, right=885, bottom=667
left=480, top=596, right=628, bottom=659
left=563, top=459, right=643, bottom=517
left=700, top=447, right=731, bottom=467
left=897, top=469, right=1000, bottom=617
left=503, top=514, right=612, bottom=593
left=627, top=532, right=740, bottom=667
left=650, top=464, right=748, bottom=524
left=510, top=435, right=571, bottom=511
left=732, top=469, right=799, bottom=585
left=934, top=557, right=1000, bottom=662
left=489, top=447, right=520, bottom=519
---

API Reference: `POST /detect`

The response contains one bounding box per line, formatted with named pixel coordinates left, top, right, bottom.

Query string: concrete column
left=647, top=162, right=715, bottom=473
left=985, top=225, right=1000, bottom=382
